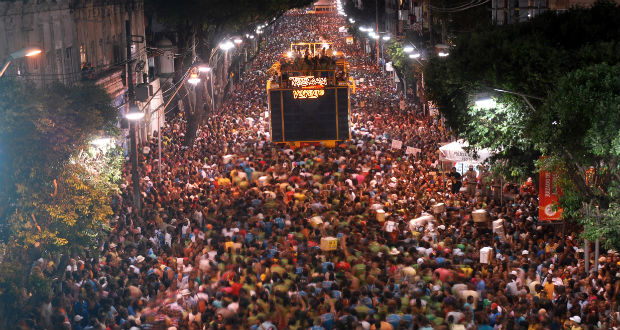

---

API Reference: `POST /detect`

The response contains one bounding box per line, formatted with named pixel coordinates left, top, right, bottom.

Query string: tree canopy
left=0, top=79, right=118, bottom=325
left=423, top=1, right=620, bottom=246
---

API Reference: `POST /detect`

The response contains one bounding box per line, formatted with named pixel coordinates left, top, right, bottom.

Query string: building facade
left=73, top=0, right=147, bottom=103
left=491, top=0, right=618, bottom=24
left=0, top=0, right=162, bottom=140
left=0, top=0, right=79, bottom=84
left=492, top=0, right=548, bottom=24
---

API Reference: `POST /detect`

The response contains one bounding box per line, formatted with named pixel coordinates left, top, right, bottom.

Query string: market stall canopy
left=439, top=140, right=492, bottom=164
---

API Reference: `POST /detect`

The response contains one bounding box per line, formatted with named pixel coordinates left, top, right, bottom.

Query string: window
left=80, top=44, right=87, bottom=68
left=90, top=40, right=95, bottom=66
left=30, top=55, right=39, bottom=71
left=56, top=49, right=63, bottom=74
left=113, top=44, right=122, bottom=64
left=99, top=38, right=104, bottom=66
left=65, top=47, right=73, bottom=74
left=47, top=52, right=55, bottom=76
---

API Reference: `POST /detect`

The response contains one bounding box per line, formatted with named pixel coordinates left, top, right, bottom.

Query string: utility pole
left=583, top=202, right=589, bottom=273
left=375, top=0, right=380, bottom=67
left=126, top=18, right=141, bottom=213
left=428, top=0, right=433, bottom=46
left=594, top=205, right=600, bottom=273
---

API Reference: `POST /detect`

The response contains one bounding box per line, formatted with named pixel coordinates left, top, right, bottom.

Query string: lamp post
left=233, top=38, right=243, bottom=80
left=367, top=31, right=390, bottom=71
left=124, top=18, right=144, bottom=213
left=149, top=66, right=201, bottom=177
left=381, top=34, right=390, bottom=71
left=0, top=47, right=42, bottom=78
left=126, top=103, right=143, bottom=213
left=476, top=87, right=543, bottom=113
left=375, top=0, right=380, bottom=67
left=198, top=64, right=214, bottom=117
left=206, top=40, right=235, bottom=114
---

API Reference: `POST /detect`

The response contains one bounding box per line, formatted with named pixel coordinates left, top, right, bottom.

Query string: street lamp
left=187, top=69, right=201, bottom=85
left=382, top=36, right=391, bottom=41
left=475, top=88, right=543, bottom=112
left=125, top=103, right=145, bottom=120
left=125, top=102, right=143, bottom=212
left=233, top=38, right=243, bottom=45
left=475, top=95, right=497, bottom=109
left=438, top=52, right=450, bottom=57
left=409, top=53, right=421, bottom=59
left=220, top=40, right=235, bottom=51
left=403, top=46, right=414, bottom=53
left=0, top=47, right=43, bottom=78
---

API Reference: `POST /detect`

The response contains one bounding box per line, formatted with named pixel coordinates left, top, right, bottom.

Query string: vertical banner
left=539, top=169, right=563, bottom=221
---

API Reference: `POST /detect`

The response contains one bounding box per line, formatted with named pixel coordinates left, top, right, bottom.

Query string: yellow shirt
left=543, top=282, right=554, bottom=300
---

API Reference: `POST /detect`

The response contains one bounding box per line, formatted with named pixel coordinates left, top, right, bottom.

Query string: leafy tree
left=386, top=41, right=418, bottom=87
left=0, top=80, right=117, bottom=326
left=533, top=63, right=620, bottom=248
left=424, top=1, right=620, bottom=178
left=423, top=1, right=620, bottom=246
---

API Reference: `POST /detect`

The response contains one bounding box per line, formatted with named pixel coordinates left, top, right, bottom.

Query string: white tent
left=439, top=140, right=491, bottom=164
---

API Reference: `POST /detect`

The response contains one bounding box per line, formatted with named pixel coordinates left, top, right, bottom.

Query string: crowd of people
left=30, top=6, right=620, bottom=330
left=270, top=43, right=344, bottom=88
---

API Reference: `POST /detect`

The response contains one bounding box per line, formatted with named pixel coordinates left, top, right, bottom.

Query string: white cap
left=569, top=316, right=581, bottom=324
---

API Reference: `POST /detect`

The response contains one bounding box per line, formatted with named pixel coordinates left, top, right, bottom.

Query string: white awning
left=439, top=140, right=492, bottom=164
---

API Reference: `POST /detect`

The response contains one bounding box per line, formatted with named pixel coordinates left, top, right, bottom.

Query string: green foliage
left=424, top=1, right=620, bottom=183
left=424, top=2, right=620, bottom=235
left=579, top=203, right=620, bottom=251
left=0, top=79, right=116, bottom=249
left=386, top=42, right=417, bottom=86
left=0, top=79, right=118, bottom=324
left=534, top=63, right=620, bottom=217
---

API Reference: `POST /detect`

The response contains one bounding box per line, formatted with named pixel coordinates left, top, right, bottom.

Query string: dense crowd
left=30, top=7, right=620, bottom=330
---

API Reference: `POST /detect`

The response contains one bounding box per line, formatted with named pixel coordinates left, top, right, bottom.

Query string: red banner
left=539, top=169, right=563, bottom=221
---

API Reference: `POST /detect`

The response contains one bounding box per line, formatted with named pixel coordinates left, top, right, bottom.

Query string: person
left=23, top=7, right=620, bottom=330
left=488, top=178, right=500, bottom=207
left=478, top=165, right=491, bottom=200
left=463, top=165, right=477, bottom=196
left=448, top=167, right=462, bottom=194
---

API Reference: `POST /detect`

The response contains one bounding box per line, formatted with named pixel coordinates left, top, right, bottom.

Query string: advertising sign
left=539, top=169, right=563, bottom=221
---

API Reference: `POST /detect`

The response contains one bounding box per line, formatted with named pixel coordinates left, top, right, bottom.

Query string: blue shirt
left=476, top=279, right=486, bottom=292
left=386, top=314, right=401, bottom=329
left=321, top=313, right=335, bottom=330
